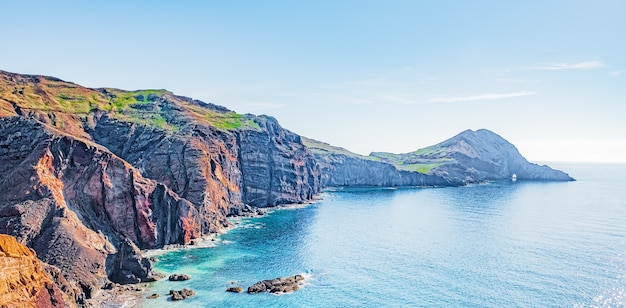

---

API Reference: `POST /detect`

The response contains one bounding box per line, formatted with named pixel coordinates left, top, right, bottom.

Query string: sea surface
left=138, top=163, right=626, bottom=307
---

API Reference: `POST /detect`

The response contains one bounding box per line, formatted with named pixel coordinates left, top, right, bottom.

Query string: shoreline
left=115, top=196, right=324, bottom=306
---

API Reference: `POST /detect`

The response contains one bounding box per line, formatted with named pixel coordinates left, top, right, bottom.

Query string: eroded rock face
left=238, top=116, right=320, bottom=207
left=0, top=118, right=191, bottom=302
left=0, top=234, right=73, bottom=308
left=88, top=114, right=242, bottom=235
left=313, top=153, right=459, bottom=187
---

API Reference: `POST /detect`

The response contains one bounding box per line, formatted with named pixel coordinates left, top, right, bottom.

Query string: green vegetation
left=205, top=111, right=260, bottom=131
left=396, top=161, right=449, bottom=174
left=369, top=147, right=456, bottom=174
left=1, top=72, right=260, bottom=133
left=106, top=89, right=166, bottom=112
left=412, top=145, right=443, bottom=156
left=183, top=102, right=261, bottom=131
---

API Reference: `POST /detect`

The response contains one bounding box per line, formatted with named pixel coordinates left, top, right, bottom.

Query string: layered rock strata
left=0, top=234, right=73, bottom=308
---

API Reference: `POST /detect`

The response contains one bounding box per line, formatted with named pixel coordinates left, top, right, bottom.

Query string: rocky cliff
left=305, top=129, right=573, bottom=188
left=0, top=234, right=73, bottom=307
left=302, top=137, right=461, bottom=187
left=0, top=70, right=320, bottom=305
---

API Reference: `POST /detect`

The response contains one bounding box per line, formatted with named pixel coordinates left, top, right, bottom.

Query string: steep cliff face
left=87, top=114, right=241, bottom=235
left=0, top=70, right=321, bottom=306
left=238, top=116, right=320, bottom=207
left=0, top=234, right=73, bottom=308
left=0, top=117, right=178, bottom=301
left=371, top=129, right=574, bottom=183
left=303, top=137, right=458, bottom=187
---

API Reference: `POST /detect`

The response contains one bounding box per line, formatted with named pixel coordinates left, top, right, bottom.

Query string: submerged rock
left=226, top=286, right=243, bottom=293
left=146, top=293, right=159, bottom=299
left=247, top=275, right=305, bottom=294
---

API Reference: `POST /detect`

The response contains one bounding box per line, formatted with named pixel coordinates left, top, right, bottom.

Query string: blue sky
left=2, top=1, right=625, bottom=162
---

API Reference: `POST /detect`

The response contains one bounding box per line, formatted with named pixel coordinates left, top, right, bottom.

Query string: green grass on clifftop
left=0, top=71, right=261, bottom=133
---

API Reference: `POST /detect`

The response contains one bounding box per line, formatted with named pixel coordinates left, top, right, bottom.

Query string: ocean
left=138, top=163, right=626, bottom=307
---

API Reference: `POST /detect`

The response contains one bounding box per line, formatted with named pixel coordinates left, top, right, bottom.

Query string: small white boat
left=511, top=174, right=517, bottom=182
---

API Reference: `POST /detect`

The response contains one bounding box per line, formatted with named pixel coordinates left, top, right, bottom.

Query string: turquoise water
left=139, top=163, right=626, bottom=307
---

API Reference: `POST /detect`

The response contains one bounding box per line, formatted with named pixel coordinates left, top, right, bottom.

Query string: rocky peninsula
left=0, top=70, right=573, bottom=306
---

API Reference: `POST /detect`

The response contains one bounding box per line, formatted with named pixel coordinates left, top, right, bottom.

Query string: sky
left=1, top=1, right=625, bottom=162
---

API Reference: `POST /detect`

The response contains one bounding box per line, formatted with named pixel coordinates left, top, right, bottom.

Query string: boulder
left=169, top=288, right=195, bottom=301
left=226, top=286, right=243, bottom=293
left=168, top=274, right=192, bottom=281
left=247, top=275, right=305, bottom=294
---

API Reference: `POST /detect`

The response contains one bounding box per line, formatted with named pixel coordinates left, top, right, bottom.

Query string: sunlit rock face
left=0, top=234, right=72, bottom=308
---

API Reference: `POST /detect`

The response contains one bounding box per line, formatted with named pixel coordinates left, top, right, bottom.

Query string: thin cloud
left=428, top=91, right=536, bottom=103
left=529, top=61, right=605, bottom=70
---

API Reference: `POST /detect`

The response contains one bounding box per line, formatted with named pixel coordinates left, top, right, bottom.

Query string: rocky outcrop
left=247, top=275, right=305, bottom=294
left=168, top=274, right=191, bottom=281
left=169, top=288, right=195, bottom=301
left=303, top=138, right=460, bottom=187
left=226, top=286, right=243, bottom=293
left=0, top=234, right=73, bottom=308
left=313, top=151, right=461, bottom=187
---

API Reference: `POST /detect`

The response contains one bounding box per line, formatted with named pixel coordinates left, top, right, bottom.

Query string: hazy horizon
left=1, top=1, right=624, bottom=163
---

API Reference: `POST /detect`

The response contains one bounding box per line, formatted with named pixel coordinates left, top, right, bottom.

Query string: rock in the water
left=226, top=286, right=243, bottom=293
left=247, top=275, right=305, bottom=294
left=169, top=274, right=192, bottom=281
left=170, top=288, right=195, bottom=301
left=146, top=293, right=159, bottom=299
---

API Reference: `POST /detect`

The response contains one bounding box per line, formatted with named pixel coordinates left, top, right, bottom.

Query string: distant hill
left=371, top=129, right=574, bottom=182
left=305, top=129, right=573, bottom=187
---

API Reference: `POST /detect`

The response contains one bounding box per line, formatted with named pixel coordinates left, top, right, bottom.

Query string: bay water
left=139, top=163, right=626, bottom=307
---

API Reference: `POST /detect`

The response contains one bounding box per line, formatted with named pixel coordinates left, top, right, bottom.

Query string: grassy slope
left=302, top=137, right=452, bottom=174
left=0, top=70, right=260, bottom=133
left=370, top=145, right=455, bottom=174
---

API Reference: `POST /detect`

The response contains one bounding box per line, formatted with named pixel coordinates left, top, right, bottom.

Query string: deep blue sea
left=139, top=163, right=626, bottom=307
